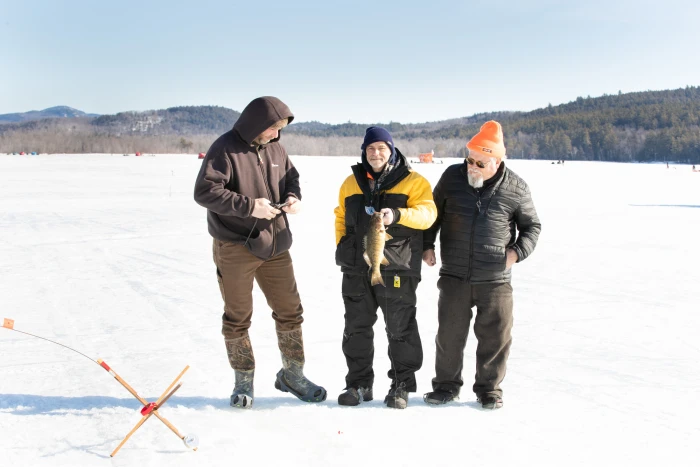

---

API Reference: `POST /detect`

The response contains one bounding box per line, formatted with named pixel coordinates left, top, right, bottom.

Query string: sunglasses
left=467, top=157, right=490, bottom=169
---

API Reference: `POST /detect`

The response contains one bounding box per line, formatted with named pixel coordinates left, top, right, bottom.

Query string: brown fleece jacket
left=193, top=96, right=300, bottom=259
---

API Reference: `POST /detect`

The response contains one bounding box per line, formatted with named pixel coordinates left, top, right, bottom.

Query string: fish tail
left=370, top=268, right=385, bottom=287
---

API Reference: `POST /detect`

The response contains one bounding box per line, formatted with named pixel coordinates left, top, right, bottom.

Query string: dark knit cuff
left=391, top=208, right=401, bottom=224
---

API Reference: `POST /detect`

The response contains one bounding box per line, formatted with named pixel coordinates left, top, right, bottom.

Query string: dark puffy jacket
left=193, top=96, right=299, bottom=260
left=423, top=161, right=541, bottom=283
left=334, top=150, right=437, bottom=278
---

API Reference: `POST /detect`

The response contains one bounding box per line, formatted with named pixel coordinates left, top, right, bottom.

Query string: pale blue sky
left=1, top=0, right=699, bottom=124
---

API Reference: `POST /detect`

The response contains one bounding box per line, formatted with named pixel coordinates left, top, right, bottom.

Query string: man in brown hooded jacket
left=194, top=96, right=326, bottom=408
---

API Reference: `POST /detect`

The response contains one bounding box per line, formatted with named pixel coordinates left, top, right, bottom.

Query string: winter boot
left=274, top=329, right=327, bottom=403
left=384, top=382, right=408, bottom=409
left=338, top=387, right=373, bottom=406
left=224, top=335, right=255, bottom=371
left=225, top=335, right=256, bottom=408
left=423, top=389, right=458, bottom=405
left=230, top=369, right=254, bottom=409
left=478, top=394, right=503, bottom=410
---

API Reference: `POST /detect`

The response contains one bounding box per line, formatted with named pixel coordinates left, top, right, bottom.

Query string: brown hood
left=233, top=96, right=295, bottom=145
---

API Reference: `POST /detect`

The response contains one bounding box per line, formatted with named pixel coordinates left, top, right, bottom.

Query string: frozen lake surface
left=1, top=153, right=699, bottom=466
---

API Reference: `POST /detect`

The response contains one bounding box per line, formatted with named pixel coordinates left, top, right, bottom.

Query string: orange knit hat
left=466, top=120, right=506, bottom=159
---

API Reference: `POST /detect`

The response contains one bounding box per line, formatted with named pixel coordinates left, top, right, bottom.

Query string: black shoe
left=423, top=389, right=458, bottom=405
left=478, top=394, right=503, bottom=410
left=384, top=382, right=408, bottom=409
left=338, top=387, right=373, bottom=406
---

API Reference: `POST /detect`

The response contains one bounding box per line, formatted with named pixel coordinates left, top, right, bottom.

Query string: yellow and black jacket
left=334, top=149, right=437, bottom=277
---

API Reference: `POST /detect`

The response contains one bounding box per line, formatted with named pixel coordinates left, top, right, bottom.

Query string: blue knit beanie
left=361, top=126, right=396, bottom=163
left=361, top=126, right=394, bottom=151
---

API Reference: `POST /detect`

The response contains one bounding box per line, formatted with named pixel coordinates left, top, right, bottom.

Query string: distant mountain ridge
left=1, top=86, right=699, bottom=162
left=0, top=106, right=99, bottom=123
left=90, top=106, right=241, bottom=136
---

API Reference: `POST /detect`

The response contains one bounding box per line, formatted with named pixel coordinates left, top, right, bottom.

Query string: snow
left=1, top=153, right=699, bottom=467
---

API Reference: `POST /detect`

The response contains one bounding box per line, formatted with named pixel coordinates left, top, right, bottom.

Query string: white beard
left=467, top=172, right=484, bottom=188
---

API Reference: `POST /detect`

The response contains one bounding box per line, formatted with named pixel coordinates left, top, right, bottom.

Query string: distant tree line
left=2, top=88, right=699, bottom=162
left=286, top=87, right=700, bottom=163
left=0, top=119, right=217, bottom=154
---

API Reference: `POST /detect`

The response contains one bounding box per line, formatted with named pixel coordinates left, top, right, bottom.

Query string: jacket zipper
left=466, top=188, right=481, bottom=281
left=256, top=147, right=277, bottom=258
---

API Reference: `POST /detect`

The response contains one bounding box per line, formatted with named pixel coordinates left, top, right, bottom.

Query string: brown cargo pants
left=212, top=240, right=305, bottom=367
left=431, top=276, right=514, bottom=398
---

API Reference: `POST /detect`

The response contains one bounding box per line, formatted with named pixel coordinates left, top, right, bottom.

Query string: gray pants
left=431, top=276, right=513, bottom=398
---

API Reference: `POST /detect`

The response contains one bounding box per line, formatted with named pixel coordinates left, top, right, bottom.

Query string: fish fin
left=380, top=255, right=389, bottom=266
left=363, top=251, right=372, bottom=267
left=371, top=272, right=385, bottom=287
left=362, top=235, right=367, bottom=250
left=384, top=233, right=393, bottom=240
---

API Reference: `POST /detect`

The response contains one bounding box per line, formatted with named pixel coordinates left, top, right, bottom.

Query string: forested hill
left=1, top=87, right=699, bottom=162
left=286, top=86, right=700, bottom=162
left=0, top=106, right=98, bottom=123
left=91, top=106, right=241, bottom=135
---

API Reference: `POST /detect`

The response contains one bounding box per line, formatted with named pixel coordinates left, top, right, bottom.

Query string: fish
left=363, top=212, right=393, bottom=286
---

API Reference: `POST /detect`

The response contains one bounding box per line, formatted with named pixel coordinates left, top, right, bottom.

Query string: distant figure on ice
left=334, top=127, right=437, bottom=409
left=193, top=96, right=326, bottom=409
left=422, top=121, right=542, bottom=409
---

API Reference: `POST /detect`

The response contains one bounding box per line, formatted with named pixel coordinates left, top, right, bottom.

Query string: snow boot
left=423, top=389, right=458, bottom=405
left=230, top=369, right=254, bottom=409
left=225, top=335, right=255, bottom=408
left=274, top=329, right=327, bottom=403
left=478, top=394, right=503, bottom=410
left=384, top=382, right=408, bottom=409
left=224, top=335, right=255, bottom=371
left=338, top=387, right=373, bottom=406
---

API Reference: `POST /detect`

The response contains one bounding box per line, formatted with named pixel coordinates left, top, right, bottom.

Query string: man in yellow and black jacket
left=334, top=127, right=437, bottom=409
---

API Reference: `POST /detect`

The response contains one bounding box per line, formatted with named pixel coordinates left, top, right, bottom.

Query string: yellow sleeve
left=396, top=172, right=437, bottom=230
left=334, top=175, right=357, bottom=245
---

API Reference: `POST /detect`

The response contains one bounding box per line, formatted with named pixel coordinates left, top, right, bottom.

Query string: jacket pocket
left=335, top=235, right=357, bottom=268
left=244, top=227, right=273, bottom=259
left=383, top=237, right=412, bottom=270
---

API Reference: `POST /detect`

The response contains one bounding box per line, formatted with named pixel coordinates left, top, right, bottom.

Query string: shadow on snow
left=0, top=393, right=341, bottom=415
left=629, top=204, right=700, bottom=208
left=1, top=393, right=491, bottom=414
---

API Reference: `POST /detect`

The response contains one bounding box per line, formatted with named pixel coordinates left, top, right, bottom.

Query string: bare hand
left=380, top=208, right=394, bottom=225
left=282, top=197, right=301, bottom=215
left=422, top=249, right=436, bottom=267
left=251, top=198, right=281, bottom=220
left=506, top=249, right=518, bottom=269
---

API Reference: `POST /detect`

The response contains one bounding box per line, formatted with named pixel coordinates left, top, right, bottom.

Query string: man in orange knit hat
left=422, top=121, right=541, bottom=409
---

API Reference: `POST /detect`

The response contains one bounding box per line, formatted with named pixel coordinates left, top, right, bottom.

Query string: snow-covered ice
left=1, top=153, right=699, bottom=466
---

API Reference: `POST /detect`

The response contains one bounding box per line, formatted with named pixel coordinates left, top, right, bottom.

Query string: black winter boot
left=478, top=394, right=503, bottom=410
left=275, top=329, right=327, bottom=403
left=384, top=382, right=408, bottom=409
left=338, top=387, right=373, bottom=406
left=423, top=389, right=458, bottom=405
left=230, top=369, right=254, bottom=409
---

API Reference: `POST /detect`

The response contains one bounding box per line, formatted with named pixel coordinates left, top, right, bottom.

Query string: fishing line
left=244, top=218, right=259, bottom=247
left=1, top=318, right=198, bottom=454
left=5, top=327, right=97, bottom=365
